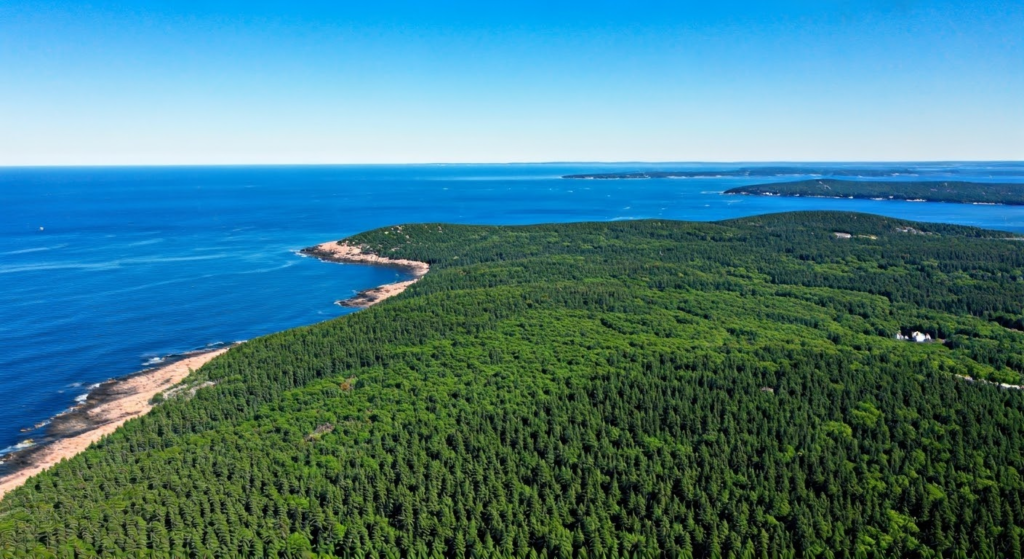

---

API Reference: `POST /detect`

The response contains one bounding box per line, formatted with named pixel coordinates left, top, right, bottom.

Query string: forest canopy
left=3, top=211, right=1024, bottom=558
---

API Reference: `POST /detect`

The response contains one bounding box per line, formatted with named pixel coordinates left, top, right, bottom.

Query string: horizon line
left=1, top=159, right=1022, bottom=169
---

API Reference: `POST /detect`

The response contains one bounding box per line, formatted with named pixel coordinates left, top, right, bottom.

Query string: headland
left=300, top=241, right=431, bottom=307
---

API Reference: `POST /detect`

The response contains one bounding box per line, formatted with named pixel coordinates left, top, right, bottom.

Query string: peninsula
left=300, top=237, right=430, bottom=307
left=725, top=178, right=1024, bottom=205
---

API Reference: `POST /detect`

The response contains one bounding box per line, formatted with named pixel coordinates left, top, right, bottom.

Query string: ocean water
left=2, top=163, right=1024, bottom=455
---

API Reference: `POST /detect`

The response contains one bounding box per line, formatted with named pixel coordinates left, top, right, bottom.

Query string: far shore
left=300, top=241, right=431, bottom=307
left=0, top=347, right=231, bottom=499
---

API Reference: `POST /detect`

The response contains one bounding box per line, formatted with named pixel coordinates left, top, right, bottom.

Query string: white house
left=896, top=331, right=932, bottom=343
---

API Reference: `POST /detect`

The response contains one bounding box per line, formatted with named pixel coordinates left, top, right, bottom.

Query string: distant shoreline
left=0, top=346, right=234, bottom=499
left=724, top=179, right=1024, bottom=206
left=724, top=192, right=1011, bottom=205
left=300, top=241, right=430, bottom=307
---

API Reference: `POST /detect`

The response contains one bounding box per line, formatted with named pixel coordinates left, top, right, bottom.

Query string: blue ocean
left=2, top=163, right=1024, bottom=455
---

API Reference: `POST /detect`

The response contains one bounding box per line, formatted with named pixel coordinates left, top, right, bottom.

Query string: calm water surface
left=2, top=163, right=1023, bottom=453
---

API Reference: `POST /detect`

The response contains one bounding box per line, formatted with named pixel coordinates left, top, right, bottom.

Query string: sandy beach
left=0, top=347, right=230, bottom=499
left=302, top=241, right=431, bottom=307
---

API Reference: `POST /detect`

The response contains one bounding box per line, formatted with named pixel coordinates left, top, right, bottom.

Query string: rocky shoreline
left=1, top=241, right=429, bottom=500
left=0, top=346, right=234, bottom=498
left=300, top=241, right=430, bottom=308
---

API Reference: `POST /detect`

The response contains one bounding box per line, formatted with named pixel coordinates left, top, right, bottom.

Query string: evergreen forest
left=3, top=211, right=1024, bottom=558
left=725, top=180, right=1024, bottom=205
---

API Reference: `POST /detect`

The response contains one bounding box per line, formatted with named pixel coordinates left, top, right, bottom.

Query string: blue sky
left=1, top=1, right=1021, bottom=164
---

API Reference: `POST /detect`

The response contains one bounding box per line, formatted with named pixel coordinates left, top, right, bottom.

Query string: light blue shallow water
left=2, top=163, right=1023, bottom=454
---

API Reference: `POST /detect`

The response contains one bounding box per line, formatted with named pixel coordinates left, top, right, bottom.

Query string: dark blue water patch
left=1, top=163, right=1024, bottom=453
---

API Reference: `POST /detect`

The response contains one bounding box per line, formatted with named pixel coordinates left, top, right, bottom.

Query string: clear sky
left=1, top=1, right=1021, bottom=164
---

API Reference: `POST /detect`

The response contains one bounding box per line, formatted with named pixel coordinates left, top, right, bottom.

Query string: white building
left=896, top=331, right=932, bottom=343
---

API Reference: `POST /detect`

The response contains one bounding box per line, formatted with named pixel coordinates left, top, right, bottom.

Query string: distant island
left=725, top=179, right=1024, bottom=205
left=563, top=167, right=923, bottom=179
left=561, top=166, right=1024, bottom=180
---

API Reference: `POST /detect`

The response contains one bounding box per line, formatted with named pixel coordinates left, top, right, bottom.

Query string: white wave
left=143, top=356, right=166, bottom=366
left=74, top=393, right=89, bottom=405
left=0, top=261, right=121, bottom=274
left=239, top=261, right=297, bottom=274
left=127, top=238, right=164, bottom=247
left=127, top=254, right=228, bottom=264
left=22, top=419, right=51, bottom=432
left=0, top=439, right=37, bottom=456
left=91, top=278, right=189, bottom=297
left=0, top=253, right=228, bottom=275
left=1, top=244, right=67, bottom=256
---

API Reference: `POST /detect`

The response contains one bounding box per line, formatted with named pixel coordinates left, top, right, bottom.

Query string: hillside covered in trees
left=3, top=212, right=1024, bottom=558
left=725, top=179, right=1024, bottom=205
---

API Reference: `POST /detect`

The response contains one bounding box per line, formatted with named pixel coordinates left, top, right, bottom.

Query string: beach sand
left=303, top=241, right=430, bottom=307
left=0, top=347, right=230, bottom=499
